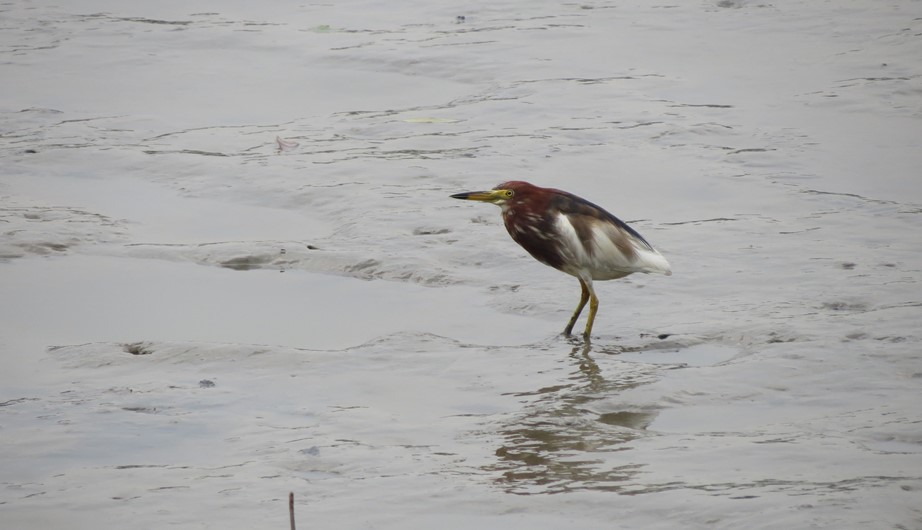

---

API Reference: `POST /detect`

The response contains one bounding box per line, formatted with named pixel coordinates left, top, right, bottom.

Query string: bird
left=451, top=181, right=671, bottom=339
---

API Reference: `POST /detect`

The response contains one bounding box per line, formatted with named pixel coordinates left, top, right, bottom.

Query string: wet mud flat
left=2, top=0, right=922, bottom=528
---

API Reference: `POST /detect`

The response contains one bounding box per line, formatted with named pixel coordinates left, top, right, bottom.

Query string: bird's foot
left=560, top=330, right=592, bottom=347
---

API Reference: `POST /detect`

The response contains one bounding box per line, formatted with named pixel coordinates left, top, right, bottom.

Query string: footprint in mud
left=219, top=254, right=275, bottom=271
left=123, top=342, right=155, bottom=355
left=122, top=406, right=159, bottom=414
left=412, top=227, right=451, bottom=235
left=821, top=300, right=869, bottom=312
left=596, top=335, right=741, bottom=368
left=597, top=410, right=657, bottom=430
left=616, top=342, right=740, bottom=367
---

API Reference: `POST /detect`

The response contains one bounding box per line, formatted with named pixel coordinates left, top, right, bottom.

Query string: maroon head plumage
left=451, top=181, right=671, bottom=340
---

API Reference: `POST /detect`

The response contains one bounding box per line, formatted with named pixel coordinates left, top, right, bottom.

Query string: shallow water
left=2, top=0, right=922, bottom=528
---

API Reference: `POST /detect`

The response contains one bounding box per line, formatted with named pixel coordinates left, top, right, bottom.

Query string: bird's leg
left=583, top=282, right=599, bottom=340
left=563, top=278, right=590, bottom=336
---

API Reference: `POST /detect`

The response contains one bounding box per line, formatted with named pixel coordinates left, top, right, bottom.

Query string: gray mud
left=2, top=1, right=921, bottom=528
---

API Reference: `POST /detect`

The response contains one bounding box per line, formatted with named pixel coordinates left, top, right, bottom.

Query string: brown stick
left=289, top=492, right=296, bottom=530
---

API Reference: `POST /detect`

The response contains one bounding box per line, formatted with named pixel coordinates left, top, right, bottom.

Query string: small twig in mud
left=289, top=492, right=296, bottom=530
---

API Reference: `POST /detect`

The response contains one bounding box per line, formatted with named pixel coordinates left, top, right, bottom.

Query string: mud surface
left=2, top=1, right=921, bottom=528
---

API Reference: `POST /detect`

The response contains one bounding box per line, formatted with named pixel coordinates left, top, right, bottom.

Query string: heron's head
left=450, top=181, right=539, bottom=206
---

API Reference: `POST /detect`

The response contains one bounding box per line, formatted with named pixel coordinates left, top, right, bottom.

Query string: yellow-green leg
left=583, top=284, right=599, bottom=339
left=563, top=279, right=590, bottom=336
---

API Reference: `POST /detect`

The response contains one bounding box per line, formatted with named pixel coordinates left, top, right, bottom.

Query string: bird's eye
left=503, top=190, right=514, bottom=198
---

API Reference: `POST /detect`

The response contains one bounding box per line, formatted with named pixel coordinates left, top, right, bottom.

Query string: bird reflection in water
left=486, top=344, right=662, bottom=494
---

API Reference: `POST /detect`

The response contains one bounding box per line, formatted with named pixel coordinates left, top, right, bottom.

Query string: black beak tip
left=450, top=192, right=469, bottom=199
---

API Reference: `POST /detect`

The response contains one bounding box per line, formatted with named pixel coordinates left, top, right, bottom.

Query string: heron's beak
left=450, top=190, right=507, bottom=203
